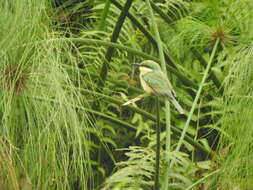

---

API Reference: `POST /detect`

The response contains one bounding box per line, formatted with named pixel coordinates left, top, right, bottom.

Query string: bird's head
left=134, top=60, right=161, bottom=73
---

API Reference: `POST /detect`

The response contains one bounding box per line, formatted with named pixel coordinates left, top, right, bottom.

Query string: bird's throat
left=139, top=66, right=153, bottom=74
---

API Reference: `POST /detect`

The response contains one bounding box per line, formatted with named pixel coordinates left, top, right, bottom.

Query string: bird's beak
left=133, top=63, right=142, bottom=67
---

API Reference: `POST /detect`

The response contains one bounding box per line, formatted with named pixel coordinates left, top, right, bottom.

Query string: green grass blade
left=172, top=39, right=220, bottom=168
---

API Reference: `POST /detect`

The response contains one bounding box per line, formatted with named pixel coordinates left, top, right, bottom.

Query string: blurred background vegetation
left=0, top=0, right=253, bottom=189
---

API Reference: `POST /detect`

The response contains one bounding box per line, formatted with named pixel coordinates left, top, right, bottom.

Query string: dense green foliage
left=0, top=0, right=253, bottom=189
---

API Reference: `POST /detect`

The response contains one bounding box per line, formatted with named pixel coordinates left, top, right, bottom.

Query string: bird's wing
left=142, top=71, right=177, bottom=98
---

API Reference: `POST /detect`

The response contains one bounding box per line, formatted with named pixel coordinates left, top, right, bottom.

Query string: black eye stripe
left=143, top=65, right=152, bottom=69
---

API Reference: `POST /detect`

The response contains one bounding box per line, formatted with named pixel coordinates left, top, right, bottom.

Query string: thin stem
left=191, top=48, right=223, bottom=92
left=163, top=103, right=171, bottom=190
left=155, top=97, right=161, bottom=190
left=170, top=39, right=220, bottom=168
left=146, top=1, right=171, bottom=189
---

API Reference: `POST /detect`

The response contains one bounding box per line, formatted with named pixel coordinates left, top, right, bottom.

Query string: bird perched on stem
left=123, top=60, right=184, bottom=114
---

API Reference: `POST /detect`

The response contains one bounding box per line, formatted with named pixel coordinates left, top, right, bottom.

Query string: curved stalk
left=163, top=103, right=171, bottom=190
left=170, top=39, right=220, bottom=168
left=190, top=48, right=223, bottom=92
left=155, top=97, right=161, bottom=190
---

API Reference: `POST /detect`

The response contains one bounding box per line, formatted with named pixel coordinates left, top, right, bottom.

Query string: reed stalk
left=146, top=0, right=172, bottom=189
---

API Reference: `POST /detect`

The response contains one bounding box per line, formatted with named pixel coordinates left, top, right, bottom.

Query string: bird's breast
left=140, top=75, right=153, bottom=93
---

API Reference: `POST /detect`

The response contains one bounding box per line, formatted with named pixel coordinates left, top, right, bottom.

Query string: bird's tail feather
left=171, top=98, right=185, bottom=114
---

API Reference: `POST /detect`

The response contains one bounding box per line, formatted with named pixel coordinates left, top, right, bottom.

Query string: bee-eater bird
left=134, top=60, right=185, bottom=114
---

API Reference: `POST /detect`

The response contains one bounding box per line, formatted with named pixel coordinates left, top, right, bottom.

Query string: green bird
left=134, top=60, right=185, bottom=114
